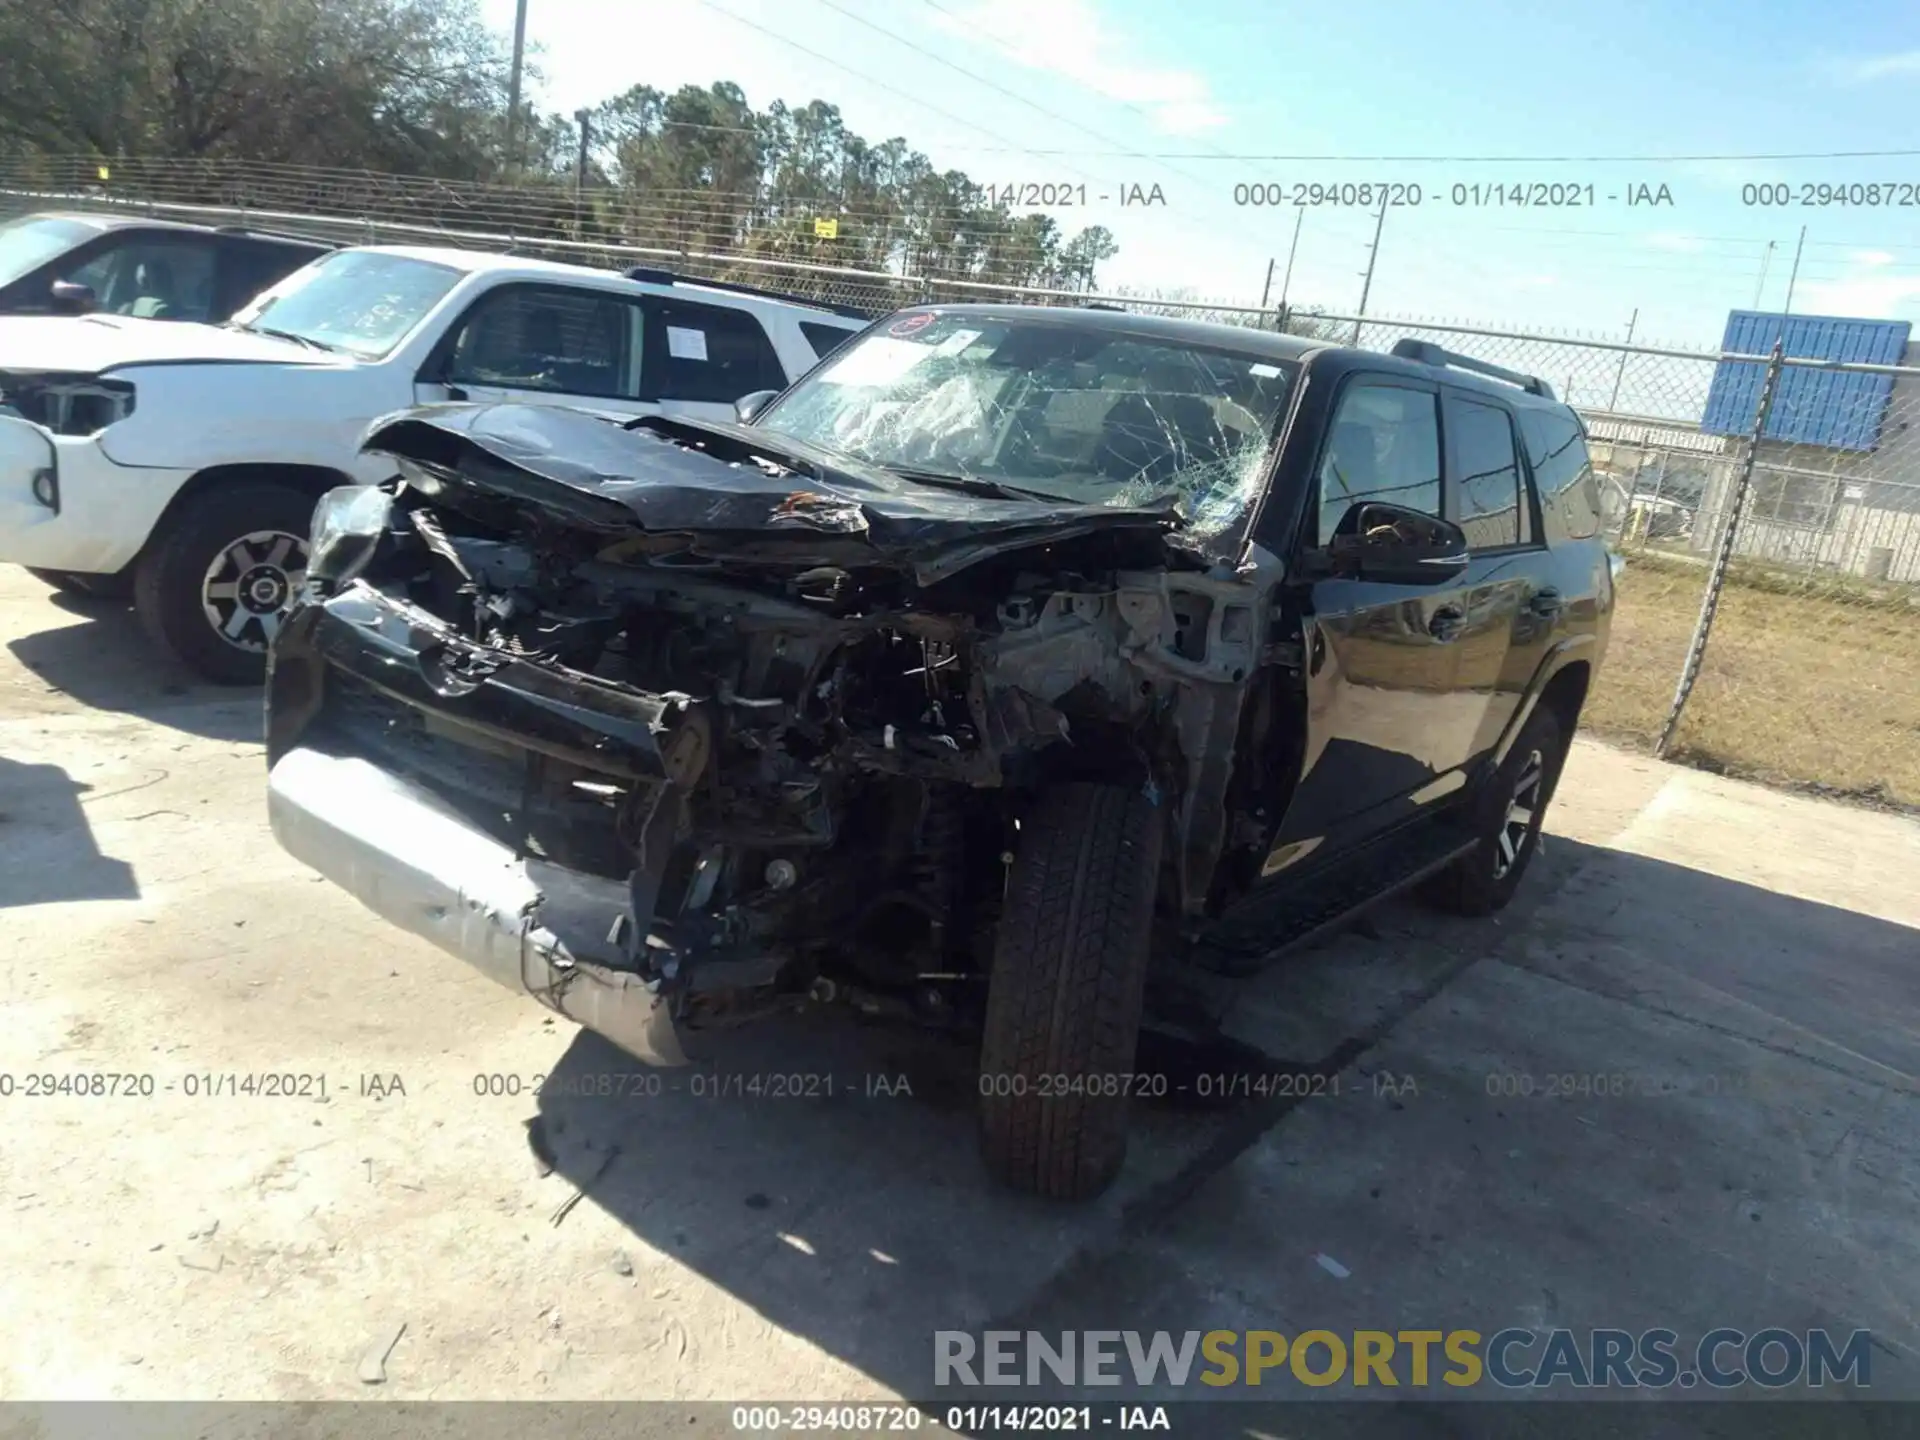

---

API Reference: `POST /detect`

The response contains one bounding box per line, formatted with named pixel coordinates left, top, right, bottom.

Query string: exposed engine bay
left=267, top=404, right=1297, bottom=1039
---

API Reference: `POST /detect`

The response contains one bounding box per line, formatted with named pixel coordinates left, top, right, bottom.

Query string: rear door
left=641, top=297, right=795, bottom=423
left=1441, top=389, right=1539, bottom=761
left=1270, top=374, right=1485, bottom=850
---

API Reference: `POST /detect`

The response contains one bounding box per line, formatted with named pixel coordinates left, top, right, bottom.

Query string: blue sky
left=480, top=0, right=1920, bottom=347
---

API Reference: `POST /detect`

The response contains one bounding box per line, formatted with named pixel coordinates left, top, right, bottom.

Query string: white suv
left=0, top=245, right=868, bottom=681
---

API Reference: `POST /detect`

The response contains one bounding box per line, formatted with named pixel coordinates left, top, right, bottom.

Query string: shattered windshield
left=756, top=312, right=1298, bottom=542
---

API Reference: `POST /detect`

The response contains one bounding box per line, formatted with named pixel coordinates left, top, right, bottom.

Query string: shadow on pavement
left=5, top=590, right=263, bottom=744
left=527, top=836, right=1919, bottom=1418
left=0, top=756, right=140, bottom=907
left=992, top=839, right=1920, bottom=1425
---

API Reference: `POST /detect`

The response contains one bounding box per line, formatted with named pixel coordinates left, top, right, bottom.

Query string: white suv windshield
left=757, top=313, right=1297, bottom=540
left=0, top=216, right=95, bottom=289
left=234, top=251, right=462, bottom=359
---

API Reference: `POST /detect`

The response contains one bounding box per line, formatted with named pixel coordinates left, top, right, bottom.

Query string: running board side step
left=1186, top=822, right=1478, bottom=976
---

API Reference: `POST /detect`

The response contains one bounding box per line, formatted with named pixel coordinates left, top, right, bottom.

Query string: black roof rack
left=1390, top=337, right=1555, bottom=399
left=625, top=267, right=877, bottom=322
left=1080, top=302, right=1128, bottom=312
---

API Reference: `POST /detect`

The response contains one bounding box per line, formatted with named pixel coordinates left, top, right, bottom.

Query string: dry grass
left=1585, top=551, right=1920, bottom=809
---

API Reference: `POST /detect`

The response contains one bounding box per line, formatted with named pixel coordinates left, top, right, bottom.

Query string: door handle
left=1428, top=606, right=1466, bottom=641
left=1528, top=587, right=1564, bottom=618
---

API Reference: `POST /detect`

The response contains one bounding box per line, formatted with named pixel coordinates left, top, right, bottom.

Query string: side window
left=1446, top=395, right=1523, bottom=549
left=220, top=239, right=322, bottom=318
left=646, top=300, right=789, bottom=403
left=800, top=320, right=858, bottom=361
left=65, top=239, right=218, bottom=322
left=1521, top=410, right=1601, bottom=540
left=1316, top=380, right=1442, bottom=544
left=444, top=285, right=639, bottom=399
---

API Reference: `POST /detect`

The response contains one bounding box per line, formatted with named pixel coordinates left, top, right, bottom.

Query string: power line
left=683, top=0, right=1106, bottom=189
left=807, top=0, right=1215, bottom=190
left=801, top=145, right=1920, bottom=163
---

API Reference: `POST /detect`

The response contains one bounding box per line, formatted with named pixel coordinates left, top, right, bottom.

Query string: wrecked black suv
left=265, top=305, right=1611, bottom=1199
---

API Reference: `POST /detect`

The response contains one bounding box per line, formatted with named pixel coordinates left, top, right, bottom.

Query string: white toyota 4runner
left=0, top=245, right=868, bottom=681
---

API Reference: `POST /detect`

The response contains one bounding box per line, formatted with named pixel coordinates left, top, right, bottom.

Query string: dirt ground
left=1582, top=551, right=1920, bottom=807
left=1, top=567, right=1917, bottom=1428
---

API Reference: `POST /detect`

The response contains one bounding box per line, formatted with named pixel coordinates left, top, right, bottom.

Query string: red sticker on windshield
left=888, top=313, right=935, bottom=337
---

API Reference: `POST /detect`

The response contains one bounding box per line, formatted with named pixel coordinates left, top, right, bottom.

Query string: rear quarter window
left=801, top=320, right=860, bottom=361
left=1521, top=409, right=1601, bottom=541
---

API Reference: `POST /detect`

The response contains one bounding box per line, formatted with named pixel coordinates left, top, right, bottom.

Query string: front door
left=1271, top=376, right=1485, bottom=852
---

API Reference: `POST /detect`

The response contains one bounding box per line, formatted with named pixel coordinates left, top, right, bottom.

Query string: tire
left=133, top=480, right=314, bottom=686
left=978, top=782, right=1164, bottom=1201
left=1422, top=704, right=1566, bottom=917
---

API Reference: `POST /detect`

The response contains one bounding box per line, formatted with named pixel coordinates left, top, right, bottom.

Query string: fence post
left=1655, top=342, right=1785, bottom=758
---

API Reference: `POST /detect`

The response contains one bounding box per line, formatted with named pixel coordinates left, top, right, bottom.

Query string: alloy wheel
left=1493, top=747, right=1545, bottom=879
left=200, top=529, right=308, bottom=653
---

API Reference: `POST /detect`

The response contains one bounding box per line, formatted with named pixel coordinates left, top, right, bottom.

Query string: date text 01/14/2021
left=969, top=182, right=1167, bottom=207
left=973, top=1071, right=1418, bottom=1101
left=469, top=1071, right=916, bottom=1100
left=727, top=1405, right=1171, bottom=1433
left=1230, top=181, right=1675, bottom=208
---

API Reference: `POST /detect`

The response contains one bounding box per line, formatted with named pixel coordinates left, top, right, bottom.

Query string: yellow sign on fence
left=813, top=217, right=839, bottom=239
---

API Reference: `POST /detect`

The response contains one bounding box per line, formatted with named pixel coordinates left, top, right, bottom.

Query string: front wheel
left=977, top=783, right=1164, bottom=1201
left=1422, top=704, right=1566, bottom=916
left=133, top=481, right=313, bottom=685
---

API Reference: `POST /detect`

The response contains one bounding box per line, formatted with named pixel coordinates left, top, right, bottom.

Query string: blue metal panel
left=1700, top=311, right=1910, bottom=451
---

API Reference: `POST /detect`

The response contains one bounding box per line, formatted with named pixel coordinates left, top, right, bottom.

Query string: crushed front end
left=266, top=404, right=1278, bottom=1061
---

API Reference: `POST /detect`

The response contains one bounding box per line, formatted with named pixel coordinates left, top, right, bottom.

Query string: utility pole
left=573, top=108, right=593, bottom=237
left=1779, top=225, right=1806, bottom=330
left=1607, top=307, right=1638, bottom=414
left=574, top=110, right=593, bottom=192
left=1352, top=194, right=1388, bottom=345
left=506, top=0, right=530, bottom=170
left=1277, top=205, right=1304, bottom=329
left=1751, top=239, right=1776, bottom=309
left=1259, top=257, right=1275, bottom=312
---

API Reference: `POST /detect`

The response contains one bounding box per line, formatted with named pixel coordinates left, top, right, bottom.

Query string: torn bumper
left=267, top=743, right=687, bottom=1066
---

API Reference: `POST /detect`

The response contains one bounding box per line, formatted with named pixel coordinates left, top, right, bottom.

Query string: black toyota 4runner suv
left=264, top=305, right=1613, bottom=1199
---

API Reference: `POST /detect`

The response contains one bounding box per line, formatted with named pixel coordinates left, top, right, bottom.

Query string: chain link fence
left=3, top=154, right=1915, bottom=808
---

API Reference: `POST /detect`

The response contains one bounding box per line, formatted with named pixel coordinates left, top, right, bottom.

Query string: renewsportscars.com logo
left=933, top=1328, right=1874, bottom=1390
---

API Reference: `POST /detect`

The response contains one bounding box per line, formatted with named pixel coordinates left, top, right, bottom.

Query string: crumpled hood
left=0, top=314, right=341, bottom=375
left=363, top=402, right=1182, bottom=583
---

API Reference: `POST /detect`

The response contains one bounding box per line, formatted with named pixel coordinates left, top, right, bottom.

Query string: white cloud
left=1851, top=249, right=1896, bottom=267
left=926, top=0, right=1228, bottom=134
left=1823, top=49, right=1920, bottom=83
left=1797, top=272, right=1920, bottom=319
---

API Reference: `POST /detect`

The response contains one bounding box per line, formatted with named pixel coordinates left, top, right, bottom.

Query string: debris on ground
left=357, top=1321, right=407, bottom=1385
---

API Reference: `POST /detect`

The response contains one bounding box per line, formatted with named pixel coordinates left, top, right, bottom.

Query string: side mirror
left=50, top=280, right=98, bottom=315
left=734, top=389, right=779, bottom=424
left=1325, top=501, right=1469, bottom=586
